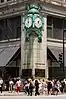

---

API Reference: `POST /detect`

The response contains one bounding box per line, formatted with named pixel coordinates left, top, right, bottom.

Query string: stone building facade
left=0, top=0, right=65, bottom=79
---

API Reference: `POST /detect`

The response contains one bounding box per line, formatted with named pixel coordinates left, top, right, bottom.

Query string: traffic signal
left=59, top=53, right=63, bottom=69
left=59, top=53, right=63, bottom=63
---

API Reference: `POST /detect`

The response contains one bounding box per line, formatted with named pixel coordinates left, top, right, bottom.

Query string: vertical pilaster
left=21, top=15, right=25, bottom=77
left=21, top=5, right=48, bottom=79
left=44, top=15, right=48, bottom=78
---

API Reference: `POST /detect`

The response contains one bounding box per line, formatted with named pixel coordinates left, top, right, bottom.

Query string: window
left=53, top=18, right=63, bottom=39
left=47, top=16, right=63, bottom=40
left=11, top=16, right=21, bottom=39
left=47, top=16, right=52, bottom=26
left=47, top=16, right=53, bottom=38
left=0, top=16, right=21, bottom=41
left=16, top=26, right=21, bottom=38
left=47, top=27, right=52, bottom=38
left=0, top=20, right=8, bottom=41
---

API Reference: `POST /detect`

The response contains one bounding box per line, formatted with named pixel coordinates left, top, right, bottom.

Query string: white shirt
left=16, top=80, right=21, bottom=87
left=9, top=80, right=14, bottom=85
left=0, top=79, right=3, bottom=87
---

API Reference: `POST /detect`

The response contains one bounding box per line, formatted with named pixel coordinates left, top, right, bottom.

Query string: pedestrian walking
left=16, top=78, right=21, bottom=93
left=47, top=80, right=52, bottom=95
left=35, top=80, right=40, bottom=96
left=29, top=80, right=34, bottom=96
left=9, top=79, right=14, bottom=93
left=24, top=81, right=30, bottom=95
left=0, top=77, right=3, bottom=93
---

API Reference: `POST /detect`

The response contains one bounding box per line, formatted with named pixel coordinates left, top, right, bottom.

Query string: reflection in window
left=47, top=16, right=52, bottom=26
left=47, top=16, right=63, bottom=40
left=16, top=26, right=21, bottom=38
left=53, top=18, right=63, bottom=39
left=0, top=29, right=2, bottom=40
left=47, top=16, right=53, bottom=39
left=47, top=27, right=52, bottom=38
left=0, top=16, right=21, bottom=41
left=53, top=28, right=62, bottom=39
left=64, top=31, right=66, bottom=40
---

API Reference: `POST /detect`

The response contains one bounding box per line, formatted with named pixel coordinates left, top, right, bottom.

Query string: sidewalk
left=0, top=91, right=26, bottom=96
left=0, top=91, right=65, bottom=96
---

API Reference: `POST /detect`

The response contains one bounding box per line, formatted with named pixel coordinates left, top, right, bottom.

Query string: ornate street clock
left=34, top=17, right=42, bottom=28
left=25, top=17, right=32, bottom=28
left=24, top=4, right=44, bottom=42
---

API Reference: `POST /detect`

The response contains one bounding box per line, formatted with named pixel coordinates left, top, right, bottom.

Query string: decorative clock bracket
left=24, top=4, right=44, bottom=43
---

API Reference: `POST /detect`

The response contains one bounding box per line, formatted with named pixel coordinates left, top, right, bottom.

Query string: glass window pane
left=16, top=27, right=21, bottom=38
left=47, top=16, right=52, bottom=26
left=11, top=16, right=21, bottom=39
left=0, top=16, right=21, bottom=41
left=53, top=28, right=62, bottom=39
left=53, top=18, right=62, bottom=29
left=64, top=31, right=66, bottom=40
left=53, top=18, right=63, bottom=39
left=47, top=27, right=52, bottom=38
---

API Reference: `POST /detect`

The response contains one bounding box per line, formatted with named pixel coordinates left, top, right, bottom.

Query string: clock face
left=34, top=17, right=42, bottom=28
left=25, top=17, right=32, bottom=28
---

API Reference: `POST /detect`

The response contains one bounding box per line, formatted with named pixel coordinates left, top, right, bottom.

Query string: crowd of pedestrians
left=0, top=77, right=22, bottom=93
left=23, top=78, right=66, bottom=96
left=0, top=77, right=66, bottom=96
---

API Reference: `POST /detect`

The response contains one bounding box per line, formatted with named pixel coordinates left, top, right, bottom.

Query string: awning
left=0, top=46, right=20, bottom=67
left=48, top=45, right=63, bottom=61
left=48, top=45, right=66, bottom=66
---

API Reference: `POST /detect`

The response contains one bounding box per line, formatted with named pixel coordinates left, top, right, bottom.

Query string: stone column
left=44, top=15, right=48, bottom=78
left=30, top=15, right=47, bottom=78
left=21, top=15, right=25, bottom=77
left=21, top=15, right=48, bottom=78
left=21, top=5, right=48, bottom=78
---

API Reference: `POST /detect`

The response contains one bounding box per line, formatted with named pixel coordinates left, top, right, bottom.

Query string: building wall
left=21, top=13, right=47, bottom=78
left=0, top=0, right=66, bottom=78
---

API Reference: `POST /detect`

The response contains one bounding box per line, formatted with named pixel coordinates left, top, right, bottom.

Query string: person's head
left=35, top=80, right=38, bottom=83
left=10, top=79, right=12, bottom=81
left=17, top=78, right=19, bottom=81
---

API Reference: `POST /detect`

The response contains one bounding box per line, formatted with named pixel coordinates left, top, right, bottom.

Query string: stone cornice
left=0, top=0, right=66, bottom=19
left=41, top=2, right=66, bottom=18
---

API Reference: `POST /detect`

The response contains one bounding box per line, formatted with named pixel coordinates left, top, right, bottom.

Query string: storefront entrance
left=0, top=67, right=19, bottom=80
